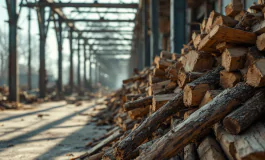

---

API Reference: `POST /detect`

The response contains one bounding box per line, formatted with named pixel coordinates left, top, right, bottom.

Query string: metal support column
left=150, top=0, right=159, bottom=62
left=77, top=35, right=81, bottom=92
left=83, top=43, right=87, bottom=88
left=142, top=0, right=150, bottom=67
left=28, top=8, right=32, bottom=90
left=57, top=18, right=63, bottom=95
left=69, top=28, right=74, bottom=93
left=38, top=1, right=46, bottom=98
left=170, top=0, right=186, bottom=53
left=89, top=46, right=92, bottom=87
left=8, top=0, right=18, bottom=101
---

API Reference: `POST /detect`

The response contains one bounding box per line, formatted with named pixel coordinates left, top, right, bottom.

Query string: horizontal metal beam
left=21, top=2, right=138, bottom=8
left=70, top=37, right=132, bottom=41
left=54, top=19, right=134, bottom=23
left=91, top=43, right=132, bottom=46
left=77, top=29, right=133, bottom=33
left=93, top=53, right=130, bottom=55
left=71, top=10, right=137, bottom=14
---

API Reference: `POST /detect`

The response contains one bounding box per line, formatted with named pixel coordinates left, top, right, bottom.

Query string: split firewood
left=183, top=108, right=197, bottom=120
left=225, top=0, right=243, bottom=17
left=148, top=74, right=167, bottom=85
left=149, top=80, right=176, bottom=95
left=128, top=106, right=149, bottom=120
left=184, top=143, right=198, bottom=160
left=223, top=88, right=265, bottom=134
left=206, top=11, right=222, bottom=33
left=183, top=50, right=215, bottom=72
left=216, top=42, right=235, bottom=53
left=221, top=47, right=248, bottom=72
left=197, top=136, right=226, bottom=160
left=212, top=15, right=238, bottom=28
left=183, top=67, right=222, bottom=107
left=258, top=0, right=265, bottom=4
left=193, top=34, right=207, bottom=49
left=252, top=19, right=265, bottom=34
left=198, top=25, right=257, bottom=52
left=257, top=33, right=265, bottom=51
left=234, top=10, right=246, bottom=21
left=125, top=94, right=145, bottom=102
left=171, top=53, right=181, bottom=61
left=156, top=59, right=175, bottom=70
left=123, top=96, right=153, bottom=111
left=246, top=58, right=265, bottom=87
left=199, top=90, right=222, bottom=107
left=214, top=122, right=265, bottom=160
left=136, top=83, right=257, bottom=159
left=160, top=51, right=172, bottom=59
left=153, top=68, right=166, bottom=77
left=245, top=46, right=265, bottom=67
left=177, top=70, right=204, bottom=88
left=154, top=56, right=161, bottom=64
left=152, top=93, right=177, bottom=112
left=213, top=123, right=237, bottom=160
left=220, top=70, right=242, bottom=88
left=115, top=90, right=185, bottom=159
left=200, top=18, right=208, bottom=34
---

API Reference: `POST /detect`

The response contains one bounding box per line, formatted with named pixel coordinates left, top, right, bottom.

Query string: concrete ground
left=0, top=100, right=109, bottom=160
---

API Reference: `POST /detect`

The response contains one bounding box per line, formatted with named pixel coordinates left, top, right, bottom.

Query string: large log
left=183, top=67, right=222, bottom=107
left=223, top=89, right=265, bottom=134
left=115, top=90, right=185, bottom=159
left=198, top=25, right=257, bottom=52
left=197, top=136, right=226, bottom=160
left=136, top=83, right=257, bottom=159
left=214, top=122, right=265, bottom=160
left=123, top=96, right=153, bottom=112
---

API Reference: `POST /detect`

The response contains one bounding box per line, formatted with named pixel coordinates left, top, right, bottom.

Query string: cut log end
left=223, top=117, right=241, bottom=135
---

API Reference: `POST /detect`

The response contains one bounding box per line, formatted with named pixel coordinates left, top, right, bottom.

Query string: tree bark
left=223, top=88, right=265, bottom=134
left=183, top=67, right=222, bottom=107
left=136, top=83, right=257, bottom=159
left=115, top=90, right=185, bottom=159
left=123, top=96, right=153, bottom=112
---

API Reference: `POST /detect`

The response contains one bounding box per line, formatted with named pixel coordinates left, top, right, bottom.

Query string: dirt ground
left=0, top=100, right=110, bottom=160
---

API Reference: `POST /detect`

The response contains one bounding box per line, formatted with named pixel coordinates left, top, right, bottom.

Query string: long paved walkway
left=0, top=100, right=108, bottom=160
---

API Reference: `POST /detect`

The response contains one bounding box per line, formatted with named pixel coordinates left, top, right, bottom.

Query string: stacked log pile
left=74, top=0, right=265, bottom=159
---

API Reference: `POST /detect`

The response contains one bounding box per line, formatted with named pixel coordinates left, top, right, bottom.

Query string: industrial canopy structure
left=6, top=0, right=139, bottom=101
left=6, top=0, right=186, bottom=102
